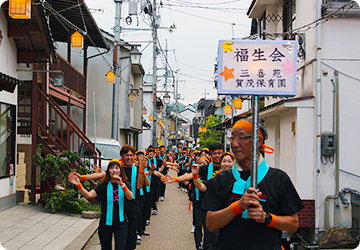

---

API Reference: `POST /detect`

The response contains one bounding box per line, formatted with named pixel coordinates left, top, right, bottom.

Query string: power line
left=162, top=6, right=249, bottom=26
left=170, top=0, right=244, bottom=5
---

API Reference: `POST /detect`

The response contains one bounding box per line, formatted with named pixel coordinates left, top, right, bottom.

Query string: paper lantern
left=199, top=127, right=203, bottom=133
left=141, top=108, right=147, bottom=115
left=233, top=98, right=242, bottom=109
left=224, top=104, right=232, bottom=115
left=202, top=127, right=207, bottom=133
left=71, top=31, right=84, bottom=49
left=129, top=92, right=136, bottom=102
left=106, top=71, right=115, bottom=84
left=149, top=115, right=153, bottom=121
left=9, top=0, right=31, bottom=19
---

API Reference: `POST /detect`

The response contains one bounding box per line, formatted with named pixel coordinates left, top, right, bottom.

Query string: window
left=0, top=103, right=16, bottom=178
left=283, top=0, right=296, bottom=39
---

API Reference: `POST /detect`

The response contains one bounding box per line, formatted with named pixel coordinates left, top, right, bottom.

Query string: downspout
left=315, top=0, right=322, bottom=243
left=334, top=71, right=339, bottom=194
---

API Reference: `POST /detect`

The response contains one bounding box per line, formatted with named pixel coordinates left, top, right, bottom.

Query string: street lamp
left=130, top=48, right=142, bottom=65
left=164, top=93, right=170, bottom=105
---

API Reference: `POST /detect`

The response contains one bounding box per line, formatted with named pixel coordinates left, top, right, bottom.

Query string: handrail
left=37, top=87, right=101, bottom=166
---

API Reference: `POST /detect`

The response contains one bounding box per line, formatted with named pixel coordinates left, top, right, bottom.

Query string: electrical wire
left=321, top=62, right=360, bottom=82
left=162, top=3, right=247, bottom=14
left=162, top=6, right=248, bottom=26
left=170, top=0, right=244, bottom=5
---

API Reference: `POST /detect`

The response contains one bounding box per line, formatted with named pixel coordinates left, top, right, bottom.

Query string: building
left=247, top=0, right=360, bottom=245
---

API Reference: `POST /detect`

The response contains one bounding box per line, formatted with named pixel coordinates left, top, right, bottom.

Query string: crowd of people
left=68, top=119, right=304, bottom=250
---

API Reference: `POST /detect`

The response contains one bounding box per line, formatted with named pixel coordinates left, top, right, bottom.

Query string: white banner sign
left=217, top=40, right=298, bottom=97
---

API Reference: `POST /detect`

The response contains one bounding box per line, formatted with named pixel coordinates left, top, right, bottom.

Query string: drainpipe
left=334, top=71, right=340, bottom=193
left=315, top=0, right=322, bottom=243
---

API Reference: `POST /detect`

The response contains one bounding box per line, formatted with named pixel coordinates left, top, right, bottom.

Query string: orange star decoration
left=219, top=66, right=235, bottom=82
left=220, top=40, right=233, bottom=53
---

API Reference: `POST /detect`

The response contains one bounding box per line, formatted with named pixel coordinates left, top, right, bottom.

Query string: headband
left=211, top=149, right=224, bottom=154
left=232, top=120, right=274, bottom=154
left=199, top=157, right=210, bottom=164
left=109, top=159, right=121, bottom=166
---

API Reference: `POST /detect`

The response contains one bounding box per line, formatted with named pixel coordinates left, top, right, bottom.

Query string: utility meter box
left=321, top=132, right=337, bottom=156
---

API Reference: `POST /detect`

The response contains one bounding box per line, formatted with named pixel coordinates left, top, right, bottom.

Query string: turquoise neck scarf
left=131, top=164, right=143, bottom=199
left=146, top=158, right=157, bottom=193
left=106, top=181, right=124, bottom=225
left=195, top=162, right=215, bottom=201
left=232, top=159, right=269, bottom=218
left=159, top=154, right=165, bottom=161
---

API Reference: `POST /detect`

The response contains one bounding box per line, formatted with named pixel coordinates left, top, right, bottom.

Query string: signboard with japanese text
left=217, top=40, right=298, bottom=97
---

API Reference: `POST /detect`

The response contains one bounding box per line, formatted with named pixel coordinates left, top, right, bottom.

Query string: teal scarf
left=131, top=164, right=143, bottom=199
left=195, top=162, right=215, bottom=201
left=146, top=158, right=157, bottom=193
left=106, top=182, right=124, bottom=225
left=232, top=159, right=269, bottom=218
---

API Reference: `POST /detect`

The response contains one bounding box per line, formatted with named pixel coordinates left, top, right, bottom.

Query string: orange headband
left=109, top=159, right=121, bottom=166
left=232, top=120, right=263, bottom=141
left=199, top=157, right=210, bottom=164
left=232, top=120, right=274, bottom=154
left=211, top=149, right=224, bottom=154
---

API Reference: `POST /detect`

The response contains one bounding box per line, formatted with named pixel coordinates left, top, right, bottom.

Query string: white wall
left=0, top=10, right=18, bottom=199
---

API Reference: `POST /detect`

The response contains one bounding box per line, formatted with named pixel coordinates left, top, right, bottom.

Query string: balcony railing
left=49, top=53, right=86, bottom=99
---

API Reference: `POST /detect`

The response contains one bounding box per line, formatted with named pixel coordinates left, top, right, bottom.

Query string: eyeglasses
left=227, top=135, right=252, bottom=143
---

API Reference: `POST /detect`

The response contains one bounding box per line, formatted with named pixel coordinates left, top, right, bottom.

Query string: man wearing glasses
left=201, top=120, right=304, bottom=250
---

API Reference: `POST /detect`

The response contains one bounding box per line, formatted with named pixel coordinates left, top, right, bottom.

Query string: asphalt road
left=83, top=169, right=195, bottom=250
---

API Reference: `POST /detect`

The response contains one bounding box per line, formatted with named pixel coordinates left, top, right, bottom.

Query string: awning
left=0, top=72, right=22, bottom=93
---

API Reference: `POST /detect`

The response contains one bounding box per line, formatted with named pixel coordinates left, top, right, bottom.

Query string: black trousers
left=137, top=195, right=145, bottom=235
left=125, top=204, right=139, bottom=250
left=143, top=192, right=152, bottom=229
left=98, top=223, right=127, bottom=250
left=159, top=181, right=166, bottom=197
left=151, top=184, right=160, bottom=210
left=193, top=201, right=206, bottom=249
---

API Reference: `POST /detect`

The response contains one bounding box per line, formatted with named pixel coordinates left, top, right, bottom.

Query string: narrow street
left=84, top=169, right=195, bottom=250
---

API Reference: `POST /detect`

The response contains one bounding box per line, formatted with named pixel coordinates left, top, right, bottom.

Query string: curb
left=64, top=218, right=99, bottom=250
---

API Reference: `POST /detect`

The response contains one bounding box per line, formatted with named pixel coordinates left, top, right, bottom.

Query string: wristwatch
left=263, top=212, right=273, bottom=226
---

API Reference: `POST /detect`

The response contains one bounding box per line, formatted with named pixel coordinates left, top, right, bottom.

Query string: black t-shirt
left=201, top=167, right=304, bottom=250
left=124, top=166, right=143, bottom=211
left=94, top=181, right=131, bottom=226
left=158, top=154, right=168, bottom=175
left=148, top=157, right=161, bottom=186
left=190, top=163, right=221, bottom=203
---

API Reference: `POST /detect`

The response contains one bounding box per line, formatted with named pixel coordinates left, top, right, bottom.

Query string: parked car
left=79, top=138, right=121, bottom=172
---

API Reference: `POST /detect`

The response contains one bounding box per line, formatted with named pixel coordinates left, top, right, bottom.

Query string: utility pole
left=164, top=39, right=168, bottom=148
left=111, top=0, right=122, bottom=140
left=152, top=0, right=158, bottom=146
left=175, top=76, right=178, bottom=147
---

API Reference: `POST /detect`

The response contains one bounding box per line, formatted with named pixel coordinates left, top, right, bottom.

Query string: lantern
left=141, top=107, right=147, bottom=115
left=106, top=71, right=115, bottom=84
left=149, top=115, right=153, bottom=121
left=129, top=92, right=136, bottom=102
left=71, top=31, right=84, bottom=49
left=215, top=98, right=222, bottom=108
left=9, top=0, right=31, bottom=19
left=199, top=127, right=203, bottom=133
left=203, top=127, right=207, bottom=133
left=224, top=104, right=232, bottom=115
left=233, top=97, right=242, bottom=109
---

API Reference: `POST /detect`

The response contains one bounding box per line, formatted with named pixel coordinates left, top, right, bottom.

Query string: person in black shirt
left=201, top=120, right=304, bottom=250
left=68, top=160, right=133, bottom=250
left=158, top=145, right=167, bottom=200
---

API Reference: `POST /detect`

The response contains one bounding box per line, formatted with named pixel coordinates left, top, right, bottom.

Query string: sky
left=84, top=0, right=253, bottom=105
